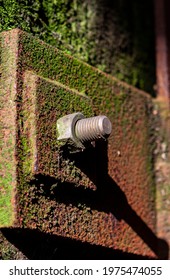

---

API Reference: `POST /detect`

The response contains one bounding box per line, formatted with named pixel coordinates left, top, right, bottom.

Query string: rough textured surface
left=0, top=31, right=18, bottom=227
left=154, top=98, right=170, bottom=259
left=154, top=0, right=170, bottom=259
left=0, top=29, right=165, bottom=259
left=0, top=0, right=155, bottom=94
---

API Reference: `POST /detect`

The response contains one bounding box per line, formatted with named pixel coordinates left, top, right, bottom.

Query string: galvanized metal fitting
left=57, top=112, right=112, bottom=151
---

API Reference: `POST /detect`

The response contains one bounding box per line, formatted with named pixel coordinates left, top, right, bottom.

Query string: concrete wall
left=0, top=0, right=155, bottom=94
left=0, top=29, right=161, bottom=259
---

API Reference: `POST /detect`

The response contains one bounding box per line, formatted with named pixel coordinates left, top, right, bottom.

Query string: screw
left=75, top=115, right=112, bottom=142
left=57, top=113, right=112, bottom=151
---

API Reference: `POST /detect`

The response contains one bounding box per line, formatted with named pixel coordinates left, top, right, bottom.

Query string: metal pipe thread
left=75, top=115, right=112, bottom=142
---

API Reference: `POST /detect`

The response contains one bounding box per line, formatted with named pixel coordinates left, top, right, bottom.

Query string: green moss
left=0, top=29, right=156, bottom=258
left=0, top=95, right=15, bottom=226
left=0, top=162, right=13, bottom=227
left=0, top=0, right=155, bottom=94
left=17, top=73, right=95, bottom=225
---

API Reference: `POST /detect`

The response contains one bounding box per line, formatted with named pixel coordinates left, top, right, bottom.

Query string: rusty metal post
left=154, top=0, right=170, bottom=106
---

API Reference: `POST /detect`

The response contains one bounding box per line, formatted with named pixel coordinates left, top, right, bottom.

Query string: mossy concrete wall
left=0, top=29, right=159, bottom=259
left=0, top=0, right=155, bottom=95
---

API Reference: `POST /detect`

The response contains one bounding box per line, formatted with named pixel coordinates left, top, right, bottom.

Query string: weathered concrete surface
left=154, top=0, right=170, bottom=259
left=0, top=29, right=164, bottom=259
left=154, top=98, right=170, bottom=259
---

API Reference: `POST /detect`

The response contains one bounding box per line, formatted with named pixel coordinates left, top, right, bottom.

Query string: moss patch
left=0, top=29, right=156, bottom=258
left=0, top=0, right=155, bottom=94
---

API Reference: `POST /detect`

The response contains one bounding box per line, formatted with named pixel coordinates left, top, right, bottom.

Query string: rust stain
left=154, top=0, right=170, bottom=106
left=0, top=29, right=164, bottom=259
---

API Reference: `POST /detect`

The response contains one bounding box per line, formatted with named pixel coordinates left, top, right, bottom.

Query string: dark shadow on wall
left=59, top=141, right=169, bottom=259
left=89, top=0, right=156, bottom=95
left=1, top=141, right=169, bottom=260
left=0, top=228, right=155, bottom=260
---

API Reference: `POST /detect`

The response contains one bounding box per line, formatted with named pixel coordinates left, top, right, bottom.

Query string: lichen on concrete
left=0, top=29, right=18, bottom=227
left=0, top=29, right=158, bottom=259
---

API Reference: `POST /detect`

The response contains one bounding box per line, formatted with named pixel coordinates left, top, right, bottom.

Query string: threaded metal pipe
left=74, top=115, right=112, bottom=142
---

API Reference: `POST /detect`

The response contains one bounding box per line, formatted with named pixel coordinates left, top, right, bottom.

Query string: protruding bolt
left=57, top=112, right=112, bottom=151
left=75, top=115, right=112, bottom=142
